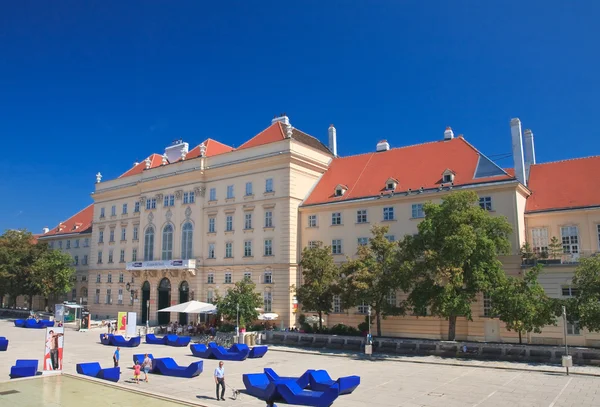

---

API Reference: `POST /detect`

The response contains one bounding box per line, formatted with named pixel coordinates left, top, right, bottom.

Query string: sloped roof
left=526, top=156, right=600, bottom=212
left=39, top=204, right=94, bottom=238
left=119, top=154, right=163, bottom=178
left=237, top=122, right=332, bottom=155
left=303, top=137, right=514, bottom=206
left=185, top=138, right=233, bottom=160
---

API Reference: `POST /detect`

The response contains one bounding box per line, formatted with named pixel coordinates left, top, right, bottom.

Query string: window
left=121, top=227, right=126, bottom=241
left=357, top=237, right=369, bottom=246
left=308, top=241, right=319, bottom=249
left=244, top=240, right=253, bottom=257
left=107, top=273, right=112, bottom=283
left=358, top=301, right=369, bottom=314
left=99, top=231, right=104, bottom=243
left=96, top=273, right=101, bottom=283
left=146, top=198, right=156, bottom=210
left=207, top=273, right=214, bottom=284
left=74, top=239, right=80, bottom=248
left=411, top=204, right=425, bottom=219
left=308, top=215, right=317, bottom=228
left=263, top=290, right=272, bottom=312
left=264, top=239, right=273, bottom=256
left=356, top=210, right=368, bottom=224
left=71, top=289, right=76, bottom=302
left=183, top=191, right=195, bottom=204
left=111, top=205, right=116, bottom=216
left=245, top=182, right=253, bottom=196
left=83, top=238, right=89, bottom=247
left=66, top=240, right=71, bottom=249
left=83, top=255, right=88, bottom=265
left=264, top=270, right=273, bottom=284
left=443, top=173, right=453, bottom=183
left=225, top=242, right=233, bottom=258
left=122, top=203, right=128, bottom=214
left=244, top=213, right=253, bottom=229
left=386, top=291, right=396, bottom=306
left=332, top=239, right=342, bottom=255
left=164, top=194, right=175, bottom=207
left=58, top=240, right=63, bottom=249
left=162, top=224, right=174, bottom=260
left=561, top=286, right=579, bottom=297
left=226, top=185, right=234, bottom=199
left=265, top=178, right=274, bottom=193
left=335, top=188, right=344, bottom=197
left=100, top=207, right=105, bottom=218
left=531, top=228, right=549, bottom=254
left=109, top=229, right=115, bottom=242
left=82, top=275, right=87, bottom=282
left=208, top=243, right=215, bottom=259
left=97, top=251, right=103, bottom=264
left=181, top=222, right=193, bottom=259
left=226, top=215, right=233, bottom=232
left=118, top=289, right=123, bottom=305
left=383, top=206, right=395, bottom=221
left=95, top=289, right=100, bottom=304
left=133, top=226, right=139, bottom=241
left=483, top=293, right=493, bottom=317
left=479, top=196, right=493, bottom=211
left=132, top=248, right=137, bottom=262
left=333, top=295, right=341, bottom=313
left=225, top=272, right=232, bottom=284
left=207, top=289, right=214, bottom=304
left=265, top=211, right=273, bottom=228
left=134, top=202, right=140, bottom=213
left=208, top=217, right=216, bottom=233
left=567, top=321, right=581, bottom=335
left=561, top=226, right=579, bottom=254
left=209, top=188, right=216, bottom=201
left=243, top=271, right=252, bottom=281
left=106, top=289, right=112, bottom=304
left=331, top=212, right=342, bottom=225
left=73, top=255, right=79, bottom=266
left=49, top=241, right=54, bottom=249
left=108, top=249, right=114, bottom=263
left=119, top=249, right=125, bottom=263
left=144, top=227, right=154, bottom=261
left=385, top=235, right=395, bottom=242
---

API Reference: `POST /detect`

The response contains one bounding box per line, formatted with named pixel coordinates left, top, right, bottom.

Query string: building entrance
left=157, top=278, right=171, bottom=325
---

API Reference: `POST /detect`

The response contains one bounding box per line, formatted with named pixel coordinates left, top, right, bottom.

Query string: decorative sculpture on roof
left=96, top=172, right=102, bottom=183
left=180, top=147, right=187, bottom=161
left=199, top=143, right=206, bottom=157
left=285, top=123, right=293, bottom=139
left=162, top=154, right=168, bottom=166
left=145, top=157, right=151, bottom=169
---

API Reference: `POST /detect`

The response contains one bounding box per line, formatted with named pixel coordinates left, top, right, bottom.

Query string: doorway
left=179, top=281, right=189, bottom=325
left=141, top=281, right=150, bottom=324
left=157, top=278, right=171, bottom=325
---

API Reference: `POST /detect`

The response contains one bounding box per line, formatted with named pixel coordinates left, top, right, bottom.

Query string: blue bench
left=14, top=319, right=25, bottom=327
left=110, top=335, right=141, bottom=347
left=100, top=334, right=113, bottom=345
left=190, top=343, right=212, bottom=358
left=0, top=337, right=8, bottom=351
left=10, top=359, right=38, bottom=378
left=208, top=342, right=249, bottom=361
left=133, top=354, right=154, bottom=368
left=249, top=345, right=269, bottom=358
left=242, top=372, right=278, bottom=401
left=153, top=357, right=203, bottom=378
left=276, top=380, right=339, bottom=407
left=76, top=362, right=120, bottom=382
left=145, top=334, right=167, bottom=345
left=24, top=319, right=46, bottom=329
left=165, top=334, right=191, bottom=347
left=308, top=370, right=360, bottom=395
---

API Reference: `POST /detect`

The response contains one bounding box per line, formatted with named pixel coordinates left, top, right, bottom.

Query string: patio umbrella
left=258, top=313, right=279, bottom=320
left=158, top=300, right=216, bottom=314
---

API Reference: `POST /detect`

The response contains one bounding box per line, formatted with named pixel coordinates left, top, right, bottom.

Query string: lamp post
left=562, top=306, right=572, bottom=375
left=146, top=300, right=150, bottom=330
left=365, top=305, right=373, bottom=356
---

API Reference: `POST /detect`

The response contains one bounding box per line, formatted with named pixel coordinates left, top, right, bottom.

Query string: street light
left=236, top=303, right=240, bottom=343
left=146, top=300, right=150, bottom=330
left=562, top=306, right=572, bottom=375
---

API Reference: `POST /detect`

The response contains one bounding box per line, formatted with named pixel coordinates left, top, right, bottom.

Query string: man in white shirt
left=214, top=361, right=225, bottom=401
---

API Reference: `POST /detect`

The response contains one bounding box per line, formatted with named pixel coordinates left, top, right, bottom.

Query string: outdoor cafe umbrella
left=157, top=300, right=216, bottom=314
left=258, top=313, right=279, bottom=321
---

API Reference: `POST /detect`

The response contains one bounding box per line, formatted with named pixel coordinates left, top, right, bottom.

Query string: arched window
left=181, top=222, right=193, bottom=260
left=144, top=226, right=154, bottom=261
left=162, top=224, right=174, bottom=260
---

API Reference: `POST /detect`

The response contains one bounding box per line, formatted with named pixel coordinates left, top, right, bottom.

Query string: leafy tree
left=0, top=230, right=41, bottom=307
left=548, top=236, right=563, bottom=260
left=491, top=266, right=559, bottom=344
left=570, top=256, right=600, bottom=332
left=405, top=191, right=512, bottom=340
left=520, top=242, right=535, bottom=264
left=295, top=241, right=340, bottom=331
left=31, top=248, right=76, bottom=308
left=215, top=278, right=262, bottom=329
left=340, top=225, right=406, bottom=336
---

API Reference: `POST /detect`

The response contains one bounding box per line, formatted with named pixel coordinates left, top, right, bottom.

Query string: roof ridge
left=50, top=203, right=94, bottom=230
left=238, top=122, right=283, bottom=149
left=291, top=127, right=332, bottom=153
left=532, top=155, right=600, bottom=166
left=346, top=153, right=375, bottom=197
left=330, top=138, right=451, bottom=161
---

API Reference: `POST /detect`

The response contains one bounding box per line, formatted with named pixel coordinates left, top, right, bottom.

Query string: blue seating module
left=242, top=373, right=278, bottom=401
left=165, top=334, right=191, bottom=347
left=276, top=381, right=339, bottom=407
left=76, top=362, right=120, bottom=382
left=264, top=368, right=313, bottom=389
left=153, top=357, right=203, bottom=378
left=190, top=343, right=212, bottom=358
left=100, top=334, right=113, bottom=345
left=133, top=354, right=154, bottom=367
left=14, top=319, right=25, bottom=327
left=308, top=370, right=360, bottom=395
left=10, top=359, right=38, bottom=378
left=145, top=334, right=167, bottom=345
left=110, top=335, right=141, bottom=347
left=208, top=342, right=249, bottom=361
left=24, top=319, right=46, bottom=329
left=0, top=337, right=8, bottom=351
left=249, top=345, right=269, bottom=358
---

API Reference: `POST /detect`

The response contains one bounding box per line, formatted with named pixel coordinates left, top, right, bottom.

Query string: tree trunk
left=318, top=310, right=323, bottom=332
left=28, top=296, right=33, bottom=310
left=518, top=331, right=522, bottom=344
left=448, top=315, right=457, bottom=341
left=376, top=311, right=382, bottom=337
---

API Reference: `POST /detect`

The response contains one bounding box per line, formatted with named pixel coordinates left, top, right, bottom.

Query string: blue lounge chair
left=100, top=334, right=113, bottom=345
left=24, top=319, right=46, bottom=329
left=133, top=354, right=154, bottom=367
left=10, top=359, right=38, bottom=378
left=110, top=335, right=141, bottom=347
left=243, top=373, right=278, bottom=401
left=264, top=368, right=313, bottom=389
left=249, top=345, right=269, bottom=358
left=145, top=334, right=167, bottom=345
left=190, top=343, right=212, bottom=358
left=76, top=362, right=121, bottom=382
left=165, top=334, right=191, bottom=347
left=208, top=342, right=249, bottom=361
left=153, top=357, right=203, bottom=378
left=0, top=337, right=8, bottom=351
left=276, top=381, right=339, bottom=407
left=14, top=319, right=25, bottom=327
left=308, top=370, right=360, bottom=395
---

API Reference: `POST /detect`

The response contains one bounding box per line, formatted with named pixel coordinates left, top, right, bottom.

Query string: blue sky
left=1, top=1, right=598, bottom=233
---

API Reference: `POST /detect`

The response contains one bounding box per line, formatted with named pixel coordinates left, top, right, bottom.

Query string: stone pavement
left=1, top=319, right=600, bottom=407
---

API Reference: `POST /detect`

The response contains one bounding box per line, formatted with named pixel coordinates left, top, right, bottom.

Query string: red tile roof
left=40, top=204, right=94, bottom=238
left=119, top=154, right=163, bottom=178
left=303, top=137, right=514, bottom=206
left=185, top=138, right=234, bottom=160
left=237, top=122, right=331, bottom=154
left=526, top=156, right=600, bottom=212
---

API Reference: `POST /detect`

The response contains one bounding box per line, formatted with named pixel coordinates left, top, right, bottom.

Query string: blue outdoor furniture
left=190, top=343, right=212, bottom=358
left=264, top=368, right=313, bottom=389
left=10, top=359, right=38, bottom=378
left=152, top=357, right=203, bottom=378
left=100, top=334, right=113, bottom=345
left=24, top=319, right=46, bottom=329
left=308, top=370, right=360, bottom=395
left=133, top=354, right=155, bottom=367
left=109, top=335, right=141, bottom=347
left=249, top=345, right=269, bottom=358
left=208, top=342, right=249, bottom=361
left=243, top=373, right=278, bottom=401
left=145, top=334, right=168, bottom=345
left=276, top=380, right=339, bottom=407
left=76, top=362, right=120, bottom=382
left=165, top=334, right=191, bottom=347
left=0, top=337, right=8, bottom=351
left=14, top=319, right=25, bottom=327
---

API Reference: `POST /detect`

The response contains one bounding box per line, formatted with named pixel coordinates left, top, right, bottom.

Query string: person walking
left=142, top=353, right=152, bottom=382
left=133, top=361, right=141, bottom=384
left=214, top=361, right=225, bottom=401
left=113, top=347, right=120, bottom=368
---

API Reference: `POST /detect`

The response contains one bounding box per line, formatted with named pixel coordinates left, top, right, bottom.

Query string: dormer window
left=442, top=169, right=455, bottom=184
left=334, top=184, right=348, bottom=197
left=385, top=178, right=399, bottom=191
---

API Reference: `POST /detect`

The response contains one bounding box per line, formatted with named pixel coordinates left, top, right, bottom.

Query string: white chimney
left=376, top=140, right=390, bottom=152
left=523, top=129, right=536, bottom=181
left=328, top=124, right=337, bottom=156
left=271, top=114, right=290, bottom=126
left=511, top=118, right=526, bottom=185
left=164, top=139, right=189, bottom=163
left=42, top=227, right=49, bottom=234
left=444, top=126, right=454, bottom=140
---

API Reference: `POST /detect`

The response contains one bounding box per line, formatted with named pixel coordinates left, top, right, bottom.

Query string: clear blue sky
left=1, top=1, right=598, bottom=233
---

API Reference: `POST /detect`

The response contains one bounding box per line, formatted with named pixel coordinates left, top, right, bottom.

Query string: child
left=133, top=361, right=141, bottom=384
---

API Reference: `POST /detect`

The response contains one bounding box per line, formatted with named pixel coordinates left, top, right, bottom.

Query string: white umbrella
left=258, top=313, right=279, bottom=321
left=158, top=300, right=216, bottom=314
left=305, top=315, right=324, bottom=324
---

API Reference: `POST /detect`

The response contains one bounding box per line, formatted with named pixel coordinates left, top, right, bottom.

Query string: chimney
left=523, top=129, right=536, bottom=181
left=444, top=126, right=454, bottom=140
left=510, top=118, right=526, bottom=185
left=328, top=124, right=337, bottom=156
left=164, top=139, right=189, bottom=163
left=271, top=114, right=290, bottom=126
left=376, top=140, right=390, bottom=152
left=42, top=227, right=49, bottom=234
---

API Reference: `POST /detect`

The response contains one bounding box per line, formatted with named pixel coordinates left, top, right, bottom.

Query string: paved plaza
left=1, top=319, right=600, bottom=407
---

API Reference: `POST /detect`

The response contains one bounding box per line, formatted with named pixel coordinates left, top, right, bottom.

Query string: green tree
left=406, top=191, right=512, bottom=340
left=31, top=248, right=76, bottom=308
left=295, top=242, right=340, bottom=331
left=570, top=256, right=600, bottom=332
left=215, top=278, right=262, bottom=329
left=340, top=225, right=406, bottom=336
left=0, top=230, right=41, bottom=308
left=491, top=266, right=559, bottom=344
left=548, top=236, right=563, bottom=260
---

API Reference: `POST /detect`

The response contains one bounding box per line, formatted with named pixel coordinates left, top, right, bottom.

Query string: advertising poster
left=44, top=327, right=64, bottom=371
left=54, top=304, right=64, bottom=323
left=126, top=312, right=137, bottom=337
left=80, top=311, right=90, bottom=331
left=117, top=311, right=127, bottom=332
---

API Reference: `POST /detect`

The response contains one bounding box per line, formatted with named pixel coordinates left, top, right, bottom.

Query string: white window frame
left=111, top=205, right=116, bottom=216
left=122, top=203, right=128, bottom=214
left=209, top=188, right=217, bottom=201
left=243, top=271, right=252, bottom=281
left=131, top=248, right=137, bottom=262
left=121, top=227, right=126, bottom=241
left=358, top=301, right=369, bottom=314
left=119, top=249, right=125, bottom=263
left=332, top=239, right=342, bottom=255
left=561, top=226, right=580, bottom=254
left=244, top=240, right=253, bottom=257
left=479, top=196, right=493, bottom=211
left=308, top=241, right=319, bottom=249
left=356, top=210, right=367, bottom=224
left=208, top=217, right=216, bottom=233
left=411, top=203, right=425, bottom=219
left=225, top=242, right=233, bottom=258
left=264, top=270, right=273, bottom=284
left=531, top=228, right=549, bottom=254
left=263, top=290, right=272, bottom=312
left=383, top=206, right=395, bottom=221
left=333, top=295, right=341, bottom=313
left=118, top=289, right=123, bottom=305
left=107, top=273, right=112, bottom=283
left=265, top=178, right=274, bottom=193
left=386, top=291, right=396, bottom=306
left=106, top=289, right=112, bottom=305
left=134, top=202, right=140, bottom=213
left=265, top=211, right=273, bottom=228
left=245, top=182, right=253, bottom=196
left=207, top=273, right=214, bottom=284
left=74, top=239, right=80, bottom=248
left=226, top=215, right=233, bottom=232
left=308, top=215, right=317, bottom=228
left=208, top=243, right=215, bottom=259
left=109, top=229, right=115, bottom=242
left=331, top=212, right=342, bottom=225
left=181, top=222, right=193, bottom=259
left=108, top=249, right=113, bottom=263
left=264, top=239, right=273, bottom=256
left=225, top=272, right=232, bottom=284
left=226, top=185, right=234, bottom=199
left=567, top=321, right=581, bottom=335
left=244, top=213, right=253, bottom=229
left=357, top=237, right=368, bottom=246
left=133, top=226, right=139, bottom=241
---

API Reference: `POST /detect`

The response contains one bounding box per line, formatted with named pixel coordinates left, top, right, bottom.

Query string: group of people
left=165, top=321, right=217, bottom=336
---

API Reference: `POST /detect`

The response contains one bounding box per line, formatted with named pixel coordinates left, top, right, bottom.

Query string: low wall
left=264, top=331, right=600, bottom=366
